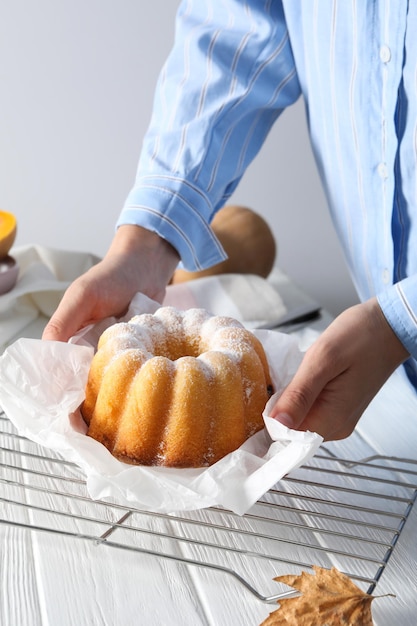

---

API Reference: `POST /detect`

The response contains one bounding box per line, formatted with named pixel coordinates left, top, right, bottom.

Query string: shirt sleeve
left=117, top=0, right=301, bottom=271
left=377, top=275, right=417, bottom=362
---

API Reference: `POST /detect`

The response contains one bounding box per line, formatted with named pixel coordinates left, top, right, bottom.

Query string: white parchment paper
left=0, top=293, right=322, bottom=515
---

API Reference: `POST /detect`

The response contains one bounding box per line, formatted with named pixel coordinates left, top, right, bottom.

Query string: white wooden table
left=1, top=311, right=416, bottom=626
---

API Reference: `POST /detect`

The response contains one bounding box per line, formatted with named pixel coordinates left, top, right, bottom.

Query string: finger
left=270, top=364, right=363, bottom=440
left=269, top=375, right=320, bottom=429
left=42, top=312, right=81, bottom=342
left=42, top=287, right=94, bottom=342
left=269, top=347, right=332, bottom=429
left=269, top=379, right=317, bottom=429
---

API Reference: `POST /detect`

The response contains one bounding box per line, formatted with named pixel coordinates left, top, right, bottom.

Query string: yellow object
left=81, top=307, right=273, bottom=467
left=171, top=204, right=276, bottom=284
left=0, top=211, right=17, bottom=258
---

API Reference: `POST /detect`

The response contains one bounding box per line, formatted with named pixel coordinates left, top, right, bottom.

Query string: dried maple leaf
left=260, top=566, right=393, bottom=625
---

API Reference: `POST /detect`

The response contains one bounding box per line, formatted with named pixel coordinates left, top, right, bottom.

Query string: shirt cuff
left=377, top=275, right=417, bottom=360
left=117, top=174, right=227, bottom=271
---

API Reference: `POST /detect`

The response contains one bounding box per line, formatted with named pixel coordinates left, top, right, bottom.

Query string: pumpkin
left=0, top=210, right=17, bottom=259
left=171, top=205, right=276, bottom=284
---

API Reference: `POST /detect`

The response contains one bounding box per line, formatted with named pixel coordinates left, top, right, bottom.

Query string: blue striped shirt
left=117, top=0, right=417, bottom=385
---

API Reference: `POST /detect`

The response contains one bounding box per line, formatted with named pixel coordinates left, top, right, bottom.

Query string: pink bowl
left=0, top=255, right=19, bottom=294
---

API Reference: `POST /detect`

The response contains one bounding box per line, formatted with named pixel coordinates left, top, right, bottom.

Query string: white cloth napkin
left=164, top=273, right=287, bottom=328
left=0, top=245, right=100, bottom=349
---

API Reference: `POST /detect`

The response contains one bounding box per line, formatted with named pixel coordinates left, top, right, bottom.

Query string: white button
left=377, top=162, right=388, bottom=179
left=382, top=269, right=390, bottom=284
left=380, top=45, right=391, bottom=63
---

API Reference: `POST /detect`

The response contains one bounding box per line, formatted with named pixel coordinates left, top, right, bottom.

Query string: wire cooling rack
left=1, top=408, right=416, bottom=603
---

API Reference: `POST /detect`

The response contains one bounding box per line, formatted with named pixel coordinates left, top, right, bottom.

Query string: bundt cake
left=80, top=307, right=273, bottom=468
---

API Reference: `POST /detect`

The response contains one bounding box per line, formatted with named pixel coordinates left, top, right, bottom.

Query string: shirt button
left=380, top=45, right=391, bottom=63
left=377, top=162, right=388, bottom=179
left=382, top=269, right=390, bottom=284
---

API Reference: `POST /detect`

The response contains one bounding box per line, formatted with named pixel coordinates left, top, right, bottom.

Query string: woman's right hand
left=42, top=225, right=179, bottom=342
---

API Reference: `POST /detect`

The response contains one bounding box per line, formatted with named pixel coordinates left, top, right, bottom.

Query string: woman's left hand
left=269, top=298, right=409, bottom=440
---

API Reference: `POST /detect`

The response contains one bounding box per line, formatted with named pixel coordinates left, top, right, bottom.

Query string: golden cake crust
left=81, top=307, right=273, bottom=468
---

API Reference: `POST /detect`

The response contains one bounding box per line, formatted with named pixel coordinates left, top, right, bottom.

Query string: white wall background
left=0, top=0, right=358, bottom=317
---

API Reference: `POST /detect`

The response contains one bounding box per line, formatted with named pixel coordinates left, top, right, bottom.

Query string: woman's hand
left=42, top=225, right=179, bottom=342
left=270, top=298, right=409, bottom=440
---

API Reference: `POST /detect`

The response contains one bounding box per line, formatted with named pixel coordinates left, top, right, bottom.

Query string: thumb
left=42, top=285, right=94, bottom=342
left=269, top=362, right=323, bottom=429
left=42, top=307, right=86, bottom=342
left=42, top=312, right=80, bottom=342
